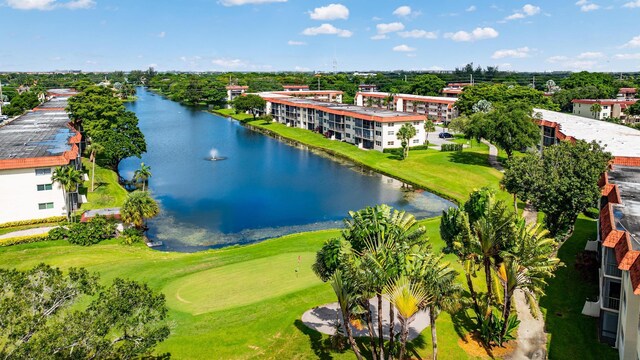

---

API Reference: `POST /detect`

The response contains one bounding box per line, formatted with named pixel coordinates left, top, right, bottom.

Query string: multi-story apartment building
left=282, top=85, right=310, bottom=92
left=225, top=85, right=248, bottom=106
left=618, top=88, right=637, bottom=100
left=442, top=82, right=471, bottom=98
left=354, top=92, right=458, bottom=123
left=261, top=95, right=427, bottom=152
left=358, top=84, right=378, bottom=93
left=572, top=99, right=638, bottom=123
left=269, top=90, right=343, bottom=103
left=0, top=95, right=82, bottom=223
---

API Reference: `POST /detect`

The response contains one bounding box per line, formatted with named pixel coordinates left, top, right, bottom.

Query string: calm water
left=120, top=89, right=455, bottom=252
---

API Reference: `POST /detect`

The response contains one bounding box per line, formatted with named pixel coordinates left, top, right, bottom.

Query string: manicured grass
left=213, top=108, right=254, bottom=122
left=0, top=219, right=482, bottom=359
left=539, top=216, right=617, bottom=360
left=246, top=120, right=504, bottom=205
left=79, top=158, right=128, bottom=210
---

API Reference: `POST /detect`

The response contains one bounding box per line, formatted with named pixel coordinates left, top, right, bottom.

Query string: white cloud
left=546, top=55, right=569, bottom=63
left=505, top=4, right=541, bottom=20
left=614, top=53, right=640, bottom=60
left=6, top=0, right=94, bottom=10
left=393, top=44, right=416, bottom=52
left=302, top=23, right=353, bottom=37
left=157, top=31, right=166, bottom=38
left=398, top=30, right=437, bottom=39
left=212, top=58, right=246, bottom=68
left=466, top=5, right=477, bottom=12
left=623, top=0, right=640, bottom=8
left=546, top=54, right=599, bottom=70
left=576, top=0, right=600, bottom=11
left=491, top=47, right=531, bottom=59
left=370, top=34, right=388, bottom=40
left=287, top=40, right=306, bottom=46
left=577, top=51, right=604, bottom=59
left=219, top=0, right=286, bottom=6
left=294, top=66, right=310, bottom=72
left=376, top=22, right=405, bottom=34
left=444, top=27, right=499, bottom=42
left=392, top=5, right=411, bottom=17
left=308, top=3, right=349, bottom=20
left=623, top=35, right=640, bottom=48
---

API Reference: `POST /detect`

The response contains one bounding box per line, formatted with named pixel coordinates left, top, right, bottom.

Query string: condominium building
left=225, top=85, right=248, bottom=105
left=0, top=96, right=82, bottom=223
left=358, top=84, right=378, bottom=93
left=264, top=90, right=343, bottom=104
left=355, top=92, right=458, bottom=123
left=442, top=83, right=471, bottom=98
left=572, top=99, right=638, bottom=124
left=260, top=94, right=427, bottom=152
left=618, top=88, right=637, bottom=100
left=282, top=85, right=310, bottom=92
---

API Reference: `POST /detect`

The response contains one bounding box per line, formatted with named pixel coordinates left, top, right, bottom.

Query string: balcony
left=602, top=296, right=620, bottom=310
left=605, top=263, right=622, bottom=278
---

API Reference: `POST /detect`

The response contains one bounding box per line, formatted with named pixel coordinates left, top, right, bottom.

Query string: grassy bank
left=79, top=158, right=128, bottom=210
left=243, top=119, right=503, bottom=205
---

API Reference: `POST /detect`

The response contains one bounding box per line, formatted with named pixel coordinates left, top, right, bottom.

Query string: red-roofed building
left=618, top=87, right=637, bottom=100
left=355, top=92, right=459, bottom=123
left=572, top=99, right=638, bottom=123
left=225, top=85, right=249, bottom=107
left=282, top=85, right=310, bottom=92
left=442, top=82, right=471, bottom=98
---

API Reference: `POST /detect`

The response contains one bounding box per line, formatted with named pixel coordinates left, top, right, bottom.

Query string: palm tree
left=420, top=255, right=463, bottom=360
left=590, top=103, right=602, bottom=118
left=384, top=276, right=431, bottom=360
left=424, top=120, right=436, bottom=146
left=396, top=124, right=417, bottom=160
left=121, top=190, right=160, bottom=230
left=133, top=162, right=152, bottom=191
left=86, top=141, right=104, bottom=192
left=331, top=270, right=364, bottom=360
left=497, top=220, right=561, bottom=338
left=51, top=166, right=84, bottom=222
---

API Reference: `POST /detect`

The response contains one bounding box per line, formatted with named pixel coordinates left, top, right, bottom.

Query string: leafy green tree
left=52, top=166, right=84, bottom=222
left=396, top=123, right=417, bottom=159
left=424, top=120, right=436, bottom=146
left=407, top=74, right=446, bottom=96
left=121, top=191, right=160, bottom=230
left=133, top=162, right=152, bottom=192
left=551, top=86, right=609, bottom=113
left=628, top=101, right=640, bottom=116
left=501, top=154, right=542, bottom=212
left=0, top=264, right=169, bottom=359
left=330, top=270, right=364, bottom=360
left=464, top=101, right=540, bottom=159
left=232, top=94, right=266, bottom=120
left=455, top=84, right=558, bottom=115
left=506, top=140, right=612, bottom=238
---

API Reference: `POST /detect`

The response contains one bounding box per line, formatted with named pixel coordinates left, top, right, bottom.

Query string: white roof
left=360, top=92, right=457, bottom=102
left=534, top=108, right=640, bottom=158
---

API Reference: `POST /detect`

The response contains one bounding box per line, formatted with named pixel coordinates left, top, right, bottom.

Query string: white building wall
left=619, top=272, right=640, bottom=360
left=573, top=103, right=612, bottom=120
left=380, top=121, right=425, bottom=150
left=0, top=167, right=67, bottom=223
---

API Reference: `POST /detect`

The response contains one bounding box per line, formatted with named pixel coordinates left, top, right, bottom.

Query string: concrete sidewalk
left=0, top=226, right=55, bottom=239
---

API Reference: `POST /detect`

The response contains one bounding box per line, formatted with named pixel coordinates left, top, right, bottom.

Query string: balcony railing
left=605, top=263, right=622, bottom=278
left=603, top=296, right=620, bottom=310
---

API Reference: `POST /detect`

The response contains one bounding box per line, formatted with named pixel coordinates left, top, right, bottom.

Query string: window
left=413, top=139, right=420, bottom=144
left=37, top=184, right=53, bottom=191
left=346, top=133, right=351, bottom=138
left=375, top=131, right=382, bottom=136
left=38, top=202, right=54, bottom=210
left=387, top=141, right=394, bottom=146
left=375, top=141, right=382, bottom=146
left=375, top=123, right=382, bottom=128
left=388, top=123, right=395, bottom=127
left=414, top=121, right=420, bottom=126
left=388, top=131, right=395, bottom=135
left=35, top=168, right=51, bottom=176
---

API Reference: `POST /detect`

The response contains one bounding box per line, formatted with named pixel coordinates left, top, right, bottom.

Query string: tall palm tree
left=51, top=166, right=84, bottom=222
left=497, top=220, right=561, bottom=338
left=384, top=276, right=431, bottom=360
left=424, top=120, right=436, bottom=146
left=331, top=270, right=364, bottom=360
left=120, top=191, right=160, bottom=230
left=86, top=141, right=104, bottom=192
left=396, top=124, right=417, bottom=160
left=590, top=103, right=602, bottom=118
left=133, top=162, right=152, bottom=192
left=420, top=255, right=463, bottom=360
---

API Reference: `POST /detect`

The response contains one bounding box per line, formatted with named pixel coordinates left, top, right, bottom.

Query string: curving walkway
left=0, top=226, right=54, bottom=240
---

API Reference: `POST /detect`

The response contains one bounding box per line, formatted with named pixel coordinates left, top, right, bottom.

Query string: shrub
left=583, top=207, right=599, bottom=219
left=0, top=216, right=66, bottom=229
left=121, top=227, right=144, bottom=245
left=440, top=143, right=463, bottom=152
left=48, top=227, right=69, bottom=241
left=67, top=215, right=117, bottom=246
left=0, top=233, right=49, bottom=247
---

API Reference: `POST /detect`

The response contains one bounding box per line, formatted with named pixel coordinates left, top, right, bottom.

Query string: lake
left=119, top=89, right=455, bottom=252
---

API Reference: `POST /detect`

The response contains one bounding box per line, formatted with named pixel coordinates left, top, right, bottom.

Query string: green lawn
left=245, top=119, right=504, bottom=205
left=213, top=108, right=254, bottom=122
left=79, top=158, right=128, bottom=210
left=0, top=219, right=480, bottom=359
left=540, top=216, right=617, bottom=360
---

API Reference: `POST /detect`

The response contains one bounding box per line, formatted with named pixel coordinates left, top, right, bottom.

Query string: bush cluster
left=50, top=215, right=117, bottom=246
left=0, top=234, right=49, bottom=247
left=0, top=216, right=66, bottom=229
left=440, top=143, right=463, bottom=152
left=121, top=227, right=144, bottom=245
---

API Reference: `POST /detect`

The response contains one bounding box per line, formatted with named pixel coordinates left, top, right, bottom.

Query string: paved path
left=302, top=299, right=430, bottom=340
left=481, top=139, right=504, bottom=172
left=0, top=226, right=54, bottom=239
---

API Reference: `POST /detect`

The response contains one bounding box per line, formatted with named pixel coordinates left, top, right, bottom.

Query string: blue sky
left=1, top=0, right=640, bottom=72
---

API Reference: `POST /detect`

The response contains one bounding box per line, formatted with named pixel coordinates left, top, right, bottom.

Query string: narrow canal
left=119, top=89, right=455, bottom=251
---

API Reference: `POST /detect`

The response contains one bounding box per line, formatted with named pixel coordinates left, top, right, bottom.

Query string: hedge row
left=0, top=216, right=66, bottom=229
left=441, top=143, right=464, bottom=152
left=0, top=233, right=49, bottom=247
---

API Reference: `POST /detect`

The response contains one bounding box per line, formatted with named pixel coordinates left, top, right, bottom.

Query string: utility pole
left=470, top=74, right=474, bottom=86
